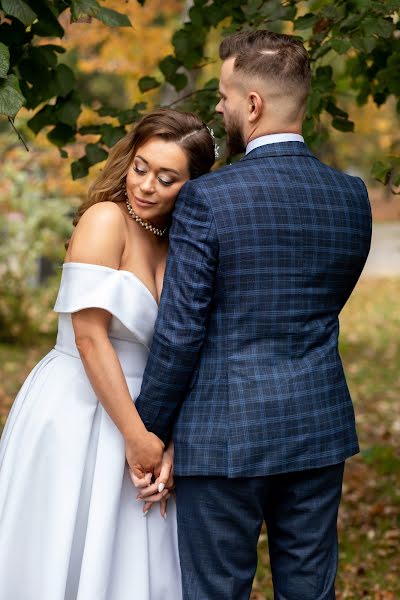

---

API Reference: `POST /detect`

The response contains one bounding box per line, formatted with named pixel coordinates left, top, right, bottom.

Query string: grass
left=1, top=278, right=399, bottom=599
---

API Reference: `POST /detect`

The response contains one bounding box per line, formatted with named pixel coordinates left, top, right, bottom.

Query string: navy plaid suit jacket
left=135, top=142, right=372, bottom=477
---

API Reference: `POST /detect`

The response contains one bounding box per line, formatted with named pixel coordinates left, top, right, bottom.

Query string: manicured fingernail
left=143, top=511, right=149, bottom=517
left=163, top=512, right=167, bottom=520
left=158, top=483, right=165, bottom=493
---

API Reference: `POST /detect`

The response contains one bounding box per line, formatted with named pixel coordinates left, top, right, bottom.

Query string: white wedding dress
left=0, top=262, right=182, bottom=600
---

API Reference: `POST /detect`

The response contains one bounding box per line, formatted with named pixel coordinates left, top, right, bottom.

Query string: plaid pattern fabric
left=135, top=142, right=372, bottom=477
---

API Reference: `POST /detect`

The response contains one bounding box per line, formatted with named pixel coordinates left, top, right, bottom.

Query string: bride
left=0, top=108, right=215, bottom=600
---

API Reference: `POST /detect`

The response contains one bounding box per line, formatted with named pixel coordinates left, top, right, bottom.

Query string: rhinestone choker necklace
left=124, top=194, right=169, bottom=238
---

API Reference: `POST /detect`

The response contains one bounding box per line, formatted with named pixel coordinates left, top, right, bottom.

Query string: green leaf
left=42, top=44, right=66, bottom=54
left=78, top=123, right=127, bottom=147
left=115, top=103, right=146, bottom=125
left=101, top=125, right=126, bottom=147
left=362, top=16, right=394, bottom=39
left=313, top=66, right=335, bottom=93
left=173, top=28, right=205, bottom=68
left=56, top=64, right=76, bottom=97
left=392, top=171, right=400, bottom=189
left=373, top=91, right=388, bottom=106
left=295, top=13, right=318, bottom=30
left=332, top=116, right=354, bottom=132
left=0, top=18, right=28, bottom=45
left=56, top=94, right=81, bottom=127
left=385, top=0, right=400, bottom=10
left=0, top=42, right=10, bottom=79
left=321, top=4, right=343, bottom=21
left=172, top=73, right=188, bottom=92
left=138, top=76, right=161, bottom=93
left=159, top=55, right=188, bottom=90
left=78, top=124, right=104, bottom=136
left=47, top=123, right=76, bottom=147
left=31, top=8, right=64, bottom=38
left=71, top=157, right=90, bottom=180
left=188, top=5, right=206, bottom=27
left=306, top=90, right=322, bottom=115
left=364, top=37, right=378, bottom=54
left=85, top=143, right=108, bottom=165
left=255, top=0, right=296, bottom=22
left=70, top=0, right=99, bottom=21
left=326, top=100, right=348, bottom=118
left=204, top=78, right=218, bottom=90
left=339, top=13, right=361, bottom=32
left=30, top=46, right=58, bottom=69
left=351, top=35, right=376, bottom=54
left=18, top=56, right=50, bottom=87
left=159, top=55, right=181, bottom=80
left=70, top=0, right=131, bottom=27
left=2, top=0, right=37, bottom=26
left=0, top=74, right=25, bottom=117
left=302, top=116, right=317, bottom=141
left=331, top=39, right=351, bottom=54
left=94, top=6, right=131, bottom=27
left=27, top=105, right=56, bottom=134
left=312, top=41, right=332, bottom=61
left=377, top=53, right=400, bottom=96
left=371, top=160, right=392, bottom=185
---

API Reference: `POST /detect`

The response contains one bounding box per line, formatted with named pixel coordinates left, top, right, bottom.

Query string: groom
left=135, top=30, right=372, bottom=599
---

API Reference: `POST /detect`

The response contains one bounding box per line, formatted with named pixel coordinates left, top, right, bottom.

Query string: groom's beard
left=225, top=113, right=246, bottom=157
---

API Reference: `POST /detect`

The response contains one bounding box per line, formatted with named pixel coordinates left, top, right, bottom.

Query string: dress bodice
left=53, top=263, right=159, bottom=376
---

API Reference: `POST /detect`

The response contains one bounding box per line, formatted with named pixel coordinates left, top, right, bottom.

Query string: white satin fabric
left=0, top=262, right=182, bottom=600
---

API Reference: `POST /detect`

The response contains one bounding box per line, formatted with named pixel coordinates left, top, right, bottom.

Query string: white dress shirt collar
left=246, top=133, right=304, bottom=155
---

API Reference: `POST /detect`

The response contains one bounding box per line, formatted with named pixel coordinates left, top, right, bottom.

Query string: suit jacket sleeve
left=135, top=179, right=219, bottom=444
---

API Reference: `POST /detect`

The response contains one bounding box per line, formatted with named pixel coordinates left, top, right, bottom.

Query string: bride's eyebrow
left=136, top=155, right=180, bottom=176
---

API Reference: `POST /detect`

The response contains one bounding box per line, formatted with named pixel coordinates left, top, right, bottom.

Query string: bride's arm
left=66, top=202, right=164, bottom=477
left=72, top=308, right=154, bottom=444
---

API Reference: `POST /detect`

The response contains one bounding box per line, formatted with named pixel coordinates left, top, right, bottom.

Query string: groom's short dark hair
left=219, top=30, right=311, bottom=104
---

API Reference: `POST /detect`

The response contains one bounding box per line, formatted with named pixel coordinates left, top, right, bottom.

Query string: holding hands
left=125, top=427, right=164, bottom=479
left=127, top=438, right=175, bottom=518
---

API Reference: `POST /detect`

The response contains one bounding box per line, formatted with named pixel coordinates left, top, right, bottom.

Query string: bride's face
left=125, top=137, right=190, bottom=227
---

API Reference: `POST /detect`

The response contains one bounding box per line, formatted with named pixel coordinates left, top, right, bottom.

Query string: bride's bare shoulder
left=80, top=201, right=125, bottom=225
left=67, top=202, right=126, bottom=266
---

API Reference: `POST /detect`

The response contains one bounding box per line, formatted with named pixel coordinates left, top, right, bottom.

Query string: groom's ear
left=248, top=91, right=263, bottom=122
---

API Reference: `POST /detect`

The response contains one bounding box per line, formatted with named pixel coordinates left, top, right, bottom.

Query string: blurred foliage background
left=0, top=1, right=399, bottom=598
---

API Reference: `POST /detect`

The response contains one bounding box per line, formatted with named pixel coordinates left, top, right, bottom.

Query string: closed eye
left=158, top=177, right=174, bottom=186
left=133, top=165, right=147, bottom=175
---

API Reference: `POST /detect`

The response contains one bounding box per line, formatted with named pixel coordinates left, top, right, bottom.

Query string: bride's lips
left=134, top=196, right=156, bottom=208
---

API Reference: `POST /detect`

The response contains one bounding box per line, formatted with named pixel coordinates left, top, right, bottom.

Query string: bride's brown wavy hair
left=73, top=108, right=215, bottom=227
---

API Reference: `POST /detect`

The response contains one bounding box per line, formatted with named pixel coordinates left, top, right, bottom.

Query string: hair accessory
left=124, top=192, right=169, bottom=237
left=207, top=126, right=220, bottom=159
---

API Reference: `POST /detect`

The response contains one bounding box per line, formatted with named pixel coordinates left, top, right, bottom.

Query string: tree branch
left=163, top=87, right=218, bottom=108
left=8, top=117, right=29, bottom=152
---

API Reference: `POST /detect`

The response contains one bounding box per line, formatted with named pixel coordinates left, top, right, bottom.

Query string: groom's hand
left=135, top=442, right=175, bottom=517
left=125, top=430, right=164, bottom=480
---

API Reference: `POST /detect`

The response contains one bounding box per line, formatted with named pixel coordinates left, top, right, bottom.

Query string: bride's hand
left=136, top=441, right=175, bottom=517
left=125, top=429, right=164, bottom=481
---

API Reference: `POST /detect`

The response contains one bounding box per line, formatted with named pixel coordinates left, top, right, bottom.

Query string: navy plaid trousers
left=135, top=142, right=372, bottom=477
